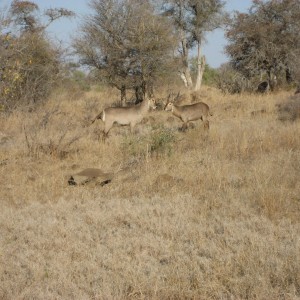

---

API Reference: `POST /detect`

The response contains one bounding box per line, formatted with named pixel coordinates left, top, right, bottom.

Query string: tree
left=190, top=58, right=217, bottom=86
left=225, top=0, right=300, bottom=90
left=74, top=0, right=176, bottom=105
left=161, top=0, right=225, bottom=90
left=0, top=1, right=74, bottom=109
left=10, top=0, right=74, bottom=32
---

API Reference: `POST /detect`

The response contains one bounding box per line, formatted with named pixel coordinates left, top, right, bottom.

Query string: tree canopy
left=74, top=0, right=176, bottom=103
left=161, top=0, right=226, bottom=90
left=0, top=0, right=74, bottom=109
left=225, top=0, right=300, bottom=89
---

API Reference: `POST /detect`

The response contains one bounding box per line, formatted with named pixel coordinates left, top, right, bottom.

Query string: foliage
left=74, top=0, right=176, bottom=101
left=0, top=1, right=74, bottom=110
left=10, top=0, right=74, bottom=32
left=0, top=32, right=61, bottom=109
left=225, top=0, right=300, bottom=89
left=72, top=71, right=91, bottom=91
left=161, top=0, right=226, bottom=90
left=202, top=64, right=218, bottom=86
left=122, top=126, right=176, bottom=160
left=149, top=126, right=175, bottom=157
left=63, top=63, right=91, bottom=91
left=215, top=63, right=253, bottom=94
left=190, top=59, right=218, bottom=86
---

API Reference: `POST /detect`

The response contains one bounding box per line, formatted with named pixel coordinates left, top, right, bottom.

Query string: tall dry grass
left=0, top=86, right=299, bottom=299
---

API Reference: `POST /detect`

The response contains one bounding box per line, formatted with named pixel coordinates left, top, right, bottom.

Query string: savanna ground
left=0, top=85, right=300, bottom=299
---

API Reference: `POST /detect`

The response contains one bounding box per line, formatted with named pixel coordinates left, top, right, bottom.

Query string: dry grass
left=0, top=86, right=300, bottom=299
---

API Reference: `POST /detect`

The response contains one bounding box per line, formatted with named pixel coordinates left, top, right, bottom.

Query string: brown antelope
left=164, top=97, right=212, bottom=131
left=91, top=96, right=157, bottom=136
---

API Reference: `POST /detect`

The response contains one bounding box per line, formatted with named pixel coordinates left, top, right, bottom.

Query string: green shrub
left=202, top=64, right=218, bottom=86
left=121, top=126, right=176, bottom=161
left=149, top=126, right=175, bottom=157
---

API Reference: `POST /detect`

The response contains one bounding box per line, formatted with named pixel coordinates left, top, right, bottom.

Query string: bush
left=23, top=107, right=82, bottom=159
left=215, top=64, right=253, bottom=94
left=0, top=32, right=61, bottom=109
left=121, top=126, right=176, bottom=161
left=202, top=64, right=218, bottom=86
left=190, top=60, right=218, bottom=87
left=0, top=1, right=74, bottom=110
left=149, top=126, right=175, bottom=157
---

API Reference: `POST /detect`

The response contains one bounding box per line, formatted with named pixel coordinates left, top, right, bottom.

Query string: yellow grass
left=0, top=86, right=299, bottom=299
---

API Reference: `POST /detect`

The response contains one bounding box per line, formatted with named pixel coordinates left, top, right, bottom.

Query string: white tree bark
left=179, top=33, right=193, bottom=89
left=184, top=67, right=193, bottom=89
left=179, top=71, right=188, bottom=87
left=194, top=41, right=206, bottom=91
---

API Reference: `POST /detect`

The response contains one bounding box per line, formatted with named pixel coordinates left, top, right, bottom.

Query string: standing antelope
left=164, top=97, right=212, bottom=131
left=91, top=96, right=157, bottom=137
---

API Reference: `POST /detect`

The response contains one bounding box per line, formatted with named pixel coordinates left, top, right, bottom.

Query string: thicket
left=223, top=0, right=300, bottom=93
left=0, top=1, right=74, bottom=110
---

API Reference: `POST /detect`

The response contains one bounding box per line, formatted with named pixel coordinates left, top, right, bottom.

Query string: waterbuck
left=164, top=97, right=212, bottom=131
left=91, top=96, right=157, bottom=137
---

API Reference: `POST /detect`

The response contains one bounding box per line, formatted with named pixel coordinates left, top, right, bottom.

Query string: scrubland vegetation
left=1, top=0, right=300, bottom=298
left=1, top=85, right=300, bottom=299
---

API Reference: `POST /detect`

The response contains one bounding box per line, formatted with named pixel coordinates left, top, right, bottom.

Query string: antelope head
left=147, top=95, right=157, bottom=110
left=164, top=93, right=174, bottom=111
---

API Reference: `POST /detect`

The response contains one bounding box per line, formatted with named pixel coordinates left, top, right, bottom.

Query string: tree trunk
left=267, top=70, right=272, bottom=91
left=180, top=36, right=193, bottom=89
left=179, top=72, right=188, bottom=88
left=135, top=85, right=144, bottom=104
left=120, top=85, right=126, bottom=106
left=268, top=71, right=277, bottom=91
left=141, top=80, right=146, bottom=97
left=194, top=41, right=205, bottom=91
left=134, top=80, right=149, bottom=104
left=147, top=80, right=154, bottom=98
left=286, top=68, right=293, bottom=84
left=184, top=67, right=193, bottom=89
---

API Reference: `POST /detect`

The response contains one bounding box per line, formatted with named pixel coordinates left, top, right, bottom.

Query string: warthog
left=257, top=81, right=270, bottom=93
